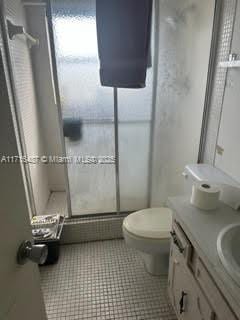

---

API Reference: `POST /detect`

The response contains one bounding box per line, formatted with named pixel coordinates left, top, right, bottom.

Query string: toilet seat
left=123, top=207, right=172, bottom=239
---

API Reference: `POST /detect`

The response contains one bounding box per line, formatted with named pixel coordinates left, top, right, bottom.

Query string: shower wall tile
left=61, top=216, right=125, bottom=244
left=45, top=191, right=68, bottom=216
left=202, top=0, right=237, bottom=164
left=2, top=0, right=50, bottom=214
left=44, top=191, right=124, bottom=243
left=25, top=4, right=66, bottom=192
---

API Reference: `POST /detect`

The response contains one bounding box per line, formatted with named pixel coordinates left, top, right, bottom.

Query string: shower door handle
left=17, top=240, right=48, bottom=265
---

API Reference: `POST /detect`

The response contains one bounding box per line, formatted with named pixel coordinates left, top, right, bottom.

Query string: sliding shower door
left=51, top=0, right=116, bottom=215
left=51, top=0, right=153, bottom=215
left=118, top=71, right=153, bottom=211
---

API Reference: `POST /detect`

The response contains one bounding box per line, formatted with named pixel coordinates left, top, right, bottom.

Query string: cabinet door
left=168, top=244, right=215, bottom=320
left=196, top=259, right=237, bottom=320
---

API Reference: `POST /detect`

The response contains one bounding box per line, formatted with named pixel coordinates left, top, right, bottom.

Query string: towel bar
left=7, top=19, right=39, bottom=47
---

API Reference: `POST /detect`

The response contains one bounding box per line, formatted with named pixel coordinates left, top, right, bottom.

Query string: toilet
left=123, top=163, right=240, bottom=276
left=122, top=207, right=172, bottom=276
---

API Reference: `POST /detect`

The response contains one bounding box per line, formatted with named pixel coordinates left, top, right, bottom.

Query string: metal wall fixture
left=113, top=87, right=120, bottom=214
left=219, top=53, right=240, bottom=68
left=7, top=19, right=39, bottom=48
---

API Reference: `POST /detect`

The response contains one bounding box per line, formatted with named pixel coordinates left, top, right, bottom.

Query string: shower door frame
left=46, top=0, right=72, bottom=217
left=46, top=0, right=158, bottom=218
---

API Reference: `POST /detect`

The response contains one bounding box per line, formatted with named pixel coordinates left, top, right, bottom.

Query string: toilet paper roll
left=191, top=182, right=221, bottom=211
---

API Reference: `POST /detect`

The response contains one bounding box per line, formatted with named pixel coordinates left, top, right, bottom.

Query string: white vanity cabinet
left=168, top=220, right=237, bottom=320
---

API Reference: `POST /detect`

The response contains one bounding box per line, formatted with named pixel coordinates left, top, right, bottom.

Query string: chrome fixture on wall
left=7, top=19, right=39, bottom=48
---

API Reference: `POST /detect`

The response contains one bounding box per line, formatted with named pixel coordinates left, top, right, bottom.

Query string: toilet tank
left=183, top=164, right=239, bottom=194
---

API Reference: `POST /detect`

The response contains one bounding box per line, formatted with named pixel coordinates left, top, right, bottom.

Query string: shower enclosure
left=48, top=0, right=215, bottom=217
left=50, top=0, right=154, bottom=215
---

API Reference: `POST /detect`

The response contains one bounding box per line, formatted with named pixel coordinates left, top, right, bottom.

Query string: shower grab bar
left=7, top=19, right=39, bottom=47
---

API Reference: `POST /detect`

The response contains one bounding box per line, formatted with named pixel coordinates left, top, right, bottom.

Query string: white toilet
left=122, top=207, right=172, bottom=276
left=123, top=163, right=240, bottom=276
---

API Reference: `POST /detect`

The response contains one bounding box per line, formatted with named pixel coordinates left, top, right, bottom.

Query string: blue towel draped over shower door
left=96, top=0, right=153, bottom=89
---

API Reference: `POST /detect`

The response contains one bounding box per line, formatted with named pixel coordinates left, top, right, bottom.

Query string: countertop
left=168, top=195, right=240, bottom=317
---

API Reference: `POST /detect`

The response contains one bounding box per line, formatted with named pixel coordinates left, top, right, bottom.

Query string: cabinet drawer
left=171, top=220, right=192, bottom=263
left=196, top=259, right=237, bottom=320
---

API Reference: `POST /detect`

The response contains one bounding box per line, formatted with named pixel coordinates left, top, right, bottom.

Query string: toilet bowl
left=122, top=208, right=172, bottom=276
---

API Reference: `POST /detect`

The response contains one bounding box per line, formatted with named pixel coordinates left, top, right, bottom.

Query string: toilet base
left=140, top=252, right=169, bottom=276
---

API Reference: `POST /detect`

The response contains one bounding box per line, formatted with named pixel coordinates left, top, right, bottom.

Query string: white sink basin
left=217, top=223, right=240, bottom=286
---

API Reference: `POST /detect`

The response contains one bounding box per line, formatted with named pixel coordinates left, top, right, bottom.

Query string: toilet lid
left=123, top=208, right=172, bottom=239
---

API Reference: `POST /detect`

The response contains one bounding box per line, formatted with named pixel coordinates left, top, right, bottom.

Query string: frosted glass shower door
left=51, top=0, right=116, bottom=215
left=118, top=70, right=153, bottom=211
left=51, top=0, right=154, bottom=215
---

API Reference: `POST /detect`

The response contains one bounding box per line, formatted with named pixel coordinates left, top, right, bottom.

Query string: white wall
left=151, top=0, right=215, bottom=206
left=0, top=31, right=47, bottom=319
left=215, top=0, right=240, bottom=183
left=3, top=0, right=50, bottom=215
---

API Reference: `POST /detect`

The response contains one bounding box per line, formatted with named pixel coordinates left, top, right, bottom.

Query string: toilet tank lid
left=184, top=164, right=239, bottom=186
left=123, top=208, right=172, bottom=239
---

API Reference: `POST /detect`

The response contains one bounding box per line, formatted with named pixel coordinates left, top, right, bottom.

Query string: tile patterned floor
left=40, top=240, right=176, bottom=320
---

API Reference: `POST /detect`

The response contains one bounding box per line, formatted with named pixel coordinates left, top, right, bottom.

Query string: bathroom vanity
left=168, top=196, right=240, bottom=320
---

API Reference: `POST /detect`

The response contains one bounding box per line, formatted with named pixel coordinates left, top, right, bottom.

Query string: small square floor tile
left=40, top=240, right=176, bottom=320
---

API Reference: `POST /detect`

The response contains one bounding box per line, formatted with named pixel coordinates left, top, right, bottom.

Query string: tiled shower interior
left=40, top=240, right=176, bottom=320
